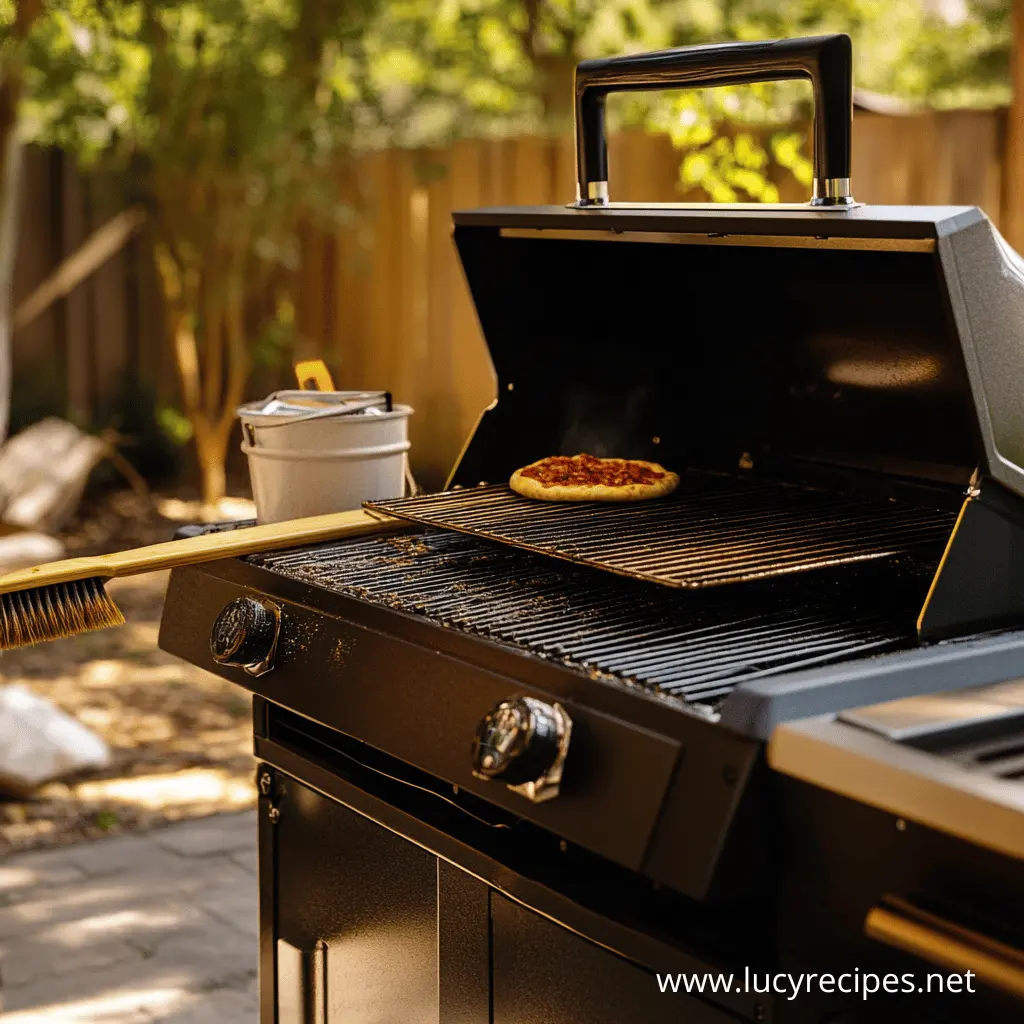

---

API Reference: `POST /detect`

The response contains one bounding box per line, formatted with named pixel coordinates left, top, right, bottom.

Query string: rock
left=0, top=531, right=64, bottom=571
left=0, top=418, right=107, bottom=533
left=0, top=685, right=111, bottom=798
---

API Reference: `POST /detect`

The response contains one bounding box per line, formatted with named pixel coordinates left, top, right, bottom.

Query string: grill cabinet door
left=274, top=778, right=439, bottom=1024
left=268, top=772, right=743, bottom=1024
left=490, top=894, right=741, bottom=1024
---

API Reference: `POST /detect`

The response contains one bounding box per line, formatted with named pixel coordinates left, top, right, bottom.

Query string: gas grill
left=159, top=34, right=1024, bottom=1024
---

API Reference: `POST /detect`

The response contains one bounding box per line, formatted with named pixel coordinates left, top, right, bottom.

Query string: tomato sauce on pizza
left=510, top=454, right=679, bottom=502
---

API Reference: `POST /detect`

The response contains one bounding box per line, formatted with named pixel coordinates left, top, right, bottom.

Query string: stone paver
left=0, top=811, right=259, bottom=1023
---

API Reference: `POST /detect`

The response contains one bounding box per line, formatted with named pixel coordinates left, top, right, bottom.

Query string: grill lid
left=451, top=206, right=1009, bottom=497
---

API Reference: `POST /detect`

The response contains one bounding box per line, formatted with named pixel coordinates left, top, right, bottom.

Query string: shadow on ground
left=0, top=571, right=256, bottom=854
left=0, top=812, right=258, bottom=1023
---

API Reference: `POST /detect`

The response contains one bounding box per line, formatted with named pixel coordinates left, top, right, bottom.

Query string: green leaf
left=157, top=406, right=194, bottom=445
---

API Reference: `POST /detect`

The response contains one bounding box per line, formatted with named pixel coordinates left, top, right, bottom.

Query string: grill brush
left=0, top=509, right=396, bottom=650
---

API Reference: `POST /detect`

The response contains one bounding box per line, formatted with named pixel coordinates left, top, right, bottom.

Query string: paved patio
left=0, top=811, right=259, bottom=1022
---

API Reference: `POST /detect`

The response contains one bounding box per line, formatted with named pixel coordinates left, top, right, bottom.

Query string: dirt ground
left=0, top=490, right=258, bottom=854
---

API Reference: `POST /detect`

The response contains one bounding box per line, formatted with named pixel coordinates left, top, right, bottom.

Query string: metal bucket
left=238, top=391, right=412, bottom=523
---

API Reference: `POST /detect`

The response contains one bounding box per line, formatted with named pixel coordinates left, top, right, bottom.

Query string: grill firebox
left=249, top=528, right=929, bottom=706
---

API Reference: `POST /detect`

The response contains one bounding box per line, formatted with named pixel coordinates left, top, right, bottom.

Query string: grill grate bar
left=249, top=528, right=924, bottom=708
left=587, top=620, right=852, bottom=673
left=656, top=635, right=902, bottom=696
left=367, top=474, right=955, bottom=590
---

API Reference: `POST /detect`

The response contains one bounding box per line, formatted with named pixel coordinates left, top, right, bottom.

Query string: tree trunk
left=195, top=428, right=228, bottom=507
left=156, top=242, right=251, bottom=511
left=0, top=0, right=45, bottom=447
left=536, top=53, right=577, bottom=134
left=0, top=134, right=24, bottom=446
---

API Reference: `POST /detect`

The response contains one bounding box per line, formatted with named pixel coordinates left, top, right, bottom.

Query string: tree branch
left=13, top=0, right=44, bottom=36
left=216, top=260, right=249, bottom=445
left=201, top=265, right=225, bottom=423
left=519, top=0, right=540, bottom=63
left=0, top=0, right=47, bottom=445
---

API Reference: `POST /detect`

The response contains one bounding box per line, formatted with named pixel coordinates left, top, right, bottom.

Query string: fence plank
left=553, top=133, right=577, bottom=202
left=612, top=131, right=680, bottom=202
left=421, top=149, right=461, bottom=486
left=11, top=148, right=62, bottom=421
left=296, top=222, right=328, bottom=362
left=332, top=160, right=369, bottom=386
left=60, top=151, right=92, bottom=423
left=945, top=109, right=1003, bottom=217
left=364, top=149, right=398, bottom=391
left=1004, top=0, right=1024, bottom=250
left=511, top=136, right=551, bottom=204
left=88, top=175, right=129, bottom=412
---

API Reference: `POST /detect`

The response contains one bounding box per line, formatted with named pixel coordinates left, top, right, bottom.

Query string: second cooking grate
left=248, top=529, right=922, bottom=706
left=366, top=473, right=956, bottom=590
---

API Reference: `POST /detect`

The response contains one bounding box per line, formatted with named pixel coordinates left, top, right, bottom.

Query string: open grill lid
left=452, top=204, right=995, bottom=493
left=433, top=35, right=1024, bottom=643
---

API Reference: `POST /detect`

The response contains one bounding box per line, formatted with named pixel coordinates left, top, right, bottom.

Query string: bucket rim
left=238, top=400, right=413, bottom=426
left=241, top=439, right=411, bottom=460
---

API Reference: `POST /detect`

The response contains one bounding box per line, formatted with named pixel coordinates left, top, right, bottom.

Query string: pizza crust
left=510, top=456, right=679, bottom=502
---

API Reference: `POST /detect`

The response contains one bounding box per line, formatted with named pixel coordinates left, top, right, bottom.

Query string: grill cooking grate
left=248, top=529, right=926, bottom=707
left=365, top=475, right=956, bottom=590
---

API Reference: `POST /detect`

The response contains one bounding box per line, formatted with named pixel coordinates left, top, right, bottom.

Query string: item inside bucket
left=243, top=390, right=393, bottom=418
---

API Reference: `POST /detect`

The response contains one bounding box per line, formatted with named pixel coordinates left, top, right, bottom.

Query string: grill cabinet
left=158, top=34, right=1024, bottom=1024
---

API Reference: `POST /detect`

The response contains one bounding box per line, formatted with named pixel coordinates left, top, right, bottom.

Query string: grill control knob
left=471, top=696, right=572, bottom=803
left=210, top=597, right=281, bottom=677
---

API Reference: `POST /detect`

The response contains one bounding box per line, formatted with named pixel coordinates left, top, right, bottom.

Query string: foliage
left=361, top=0, right=1013, bottom=198
left=11, top=1, right=1018, bottom=197
left=14, top=0, right=1016, bottom=211
left=311, top=0, right=1012, bottom=198
left=5, top=0, right=1015, bottom=495
left=17, top=0, right=384, bottom=503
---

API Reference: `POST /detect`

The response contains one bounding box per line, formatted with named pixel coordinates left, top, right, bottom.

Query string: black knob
left=211, top=597, right=280, bottom=670
left=471, top=697, right=571, bottom=791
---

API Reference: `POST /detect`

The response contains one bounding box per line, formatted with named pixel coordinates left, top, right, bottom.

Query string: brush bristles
left=0, top=577, right=125, bottom=651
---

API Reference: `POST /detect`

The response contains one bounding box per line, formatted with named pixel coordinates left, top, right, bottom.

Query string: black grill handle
left=574, top=34, right=854, bottom=208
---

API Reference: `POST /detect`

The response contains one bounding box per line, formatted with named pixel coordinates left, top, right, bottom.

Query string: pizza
left=510, top=453, right=679, bottom=502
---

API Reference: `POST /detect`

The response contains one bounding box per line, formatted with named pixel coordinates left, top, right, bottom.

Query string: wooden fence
left=11, top=108, right=1008, bottom=487
left=11, top=150, right=168, bottom=428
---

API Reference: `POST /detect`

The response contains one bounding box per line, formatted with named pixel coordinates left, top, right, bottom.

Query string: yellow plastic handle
left=295, top=359, right=336, bottom=392
left=0, top=509, right=401, bottom=593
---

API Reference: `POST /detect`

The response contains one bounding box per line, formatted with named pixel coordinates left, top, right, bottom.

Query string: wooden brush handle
left=0, top=509, right=401, bottom=593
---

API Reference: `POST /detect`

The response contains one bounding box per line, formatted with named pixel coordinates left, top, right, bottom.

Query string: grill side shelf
left=365, top=475, right=955, bottom=590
